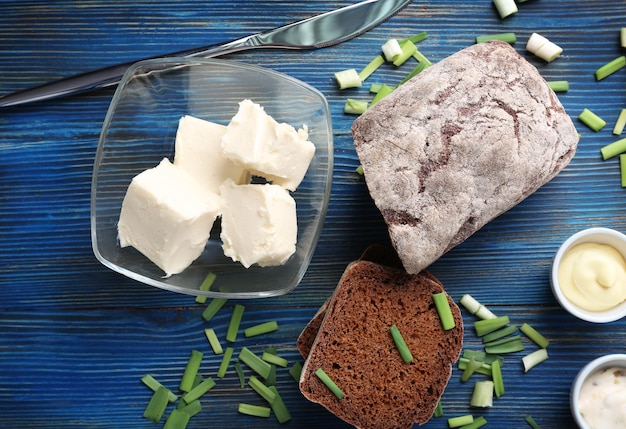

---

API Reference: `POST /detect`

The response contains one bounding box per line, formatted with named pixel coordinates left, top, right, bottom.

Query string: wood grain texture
left=1, top=0, right=626, bottom=427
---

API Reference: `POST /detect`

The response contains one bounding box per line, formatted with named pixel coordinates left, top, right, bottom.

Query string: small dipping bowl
left=570, top=354, right=626, bottom=428
left=551, top=227, right=626, bottom=323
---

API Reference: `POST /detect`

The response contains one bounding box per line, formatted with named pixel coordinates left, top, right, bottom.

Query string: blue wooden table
left=1, top=1, right=625, bottom=428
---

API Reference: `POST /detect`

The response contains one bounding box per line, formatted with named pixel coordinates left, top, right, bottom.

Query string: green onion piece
left=600, top=137, right=626, bottom=160
left=382, top=39, right=403, bottom=62
left=460, top=357, right=483, bottom=383
left=392, top=39, right=417, bottom=66
left=459, top=294, right=497, bottom=320
left=204, top=328, right=223, bottom=355
left=359, top=55, right=385, bottom=81
left=226, top=304, right=245, bottom=343
left=289, top=361, right=303, bottom=382
left=163, top=409, right=191, bottom=429
left=579, top=108, right=607, bottom=132
left=448, top=415, right=474, bottom=428
left=520, top=323, right=550, bottom=349
left=398, top=61, right=429, bottom=85
left=179, top=350, right=203, bottom=393
left=192, top=373, right=203, bottom=389
left=195, top=272, right=217, bottom=304
left=370, top=84, right=394, bottom=106
left=547, top=80, right=570, bottom=92
left=249, top=375, right=277, bottom=404
left=493, top=0, right=518, bottom=18
left=613, top=109, right=626, bottom=135
left=462, top=350, right=504, bottom=365
left=234, top=360, right=246, bottom=387
left=344, top=99, right=368, bottom=115
left=622, top=28, right=626, bottom=48
left=484, top=334, right=522, bottom=349
left=401, top=31, right=428, bottom=45
left=412, top=49, right=432, bottom=66
left=216, top=347, right=234, bottom=379
left=390, top=324, right=414, bottom=363
left=268, top=386, right=292, bottom=423
left=334, top=68, right=363, bottom=89
left=482, top=325, right=518, bottom=343
left=244, top=321, right=279, bottom=338
left=470, top=380, right=494, bottom=408
left=526, top=32, right=562, bottom=62
left=485, top=337, right=524, bottom=354
left=201, top=297, right=228, bottom=322
left=143, top=386, right=170, bottom=423
left=460, top=416, right=488, bottom=429
left=595, top=56, right=626, bottom=81
left=522, top=348, right=549, bottom=372
left=433, top=292, right=456, bottom=330
left=525, top=414, right=541, bottom=429
left=458, top=358, right=493, bottom=377
left=315, top=368, right=345, bottom=399
left=620, top=155, right=626, bottom=188
left=433, top=401, right=444, bottom=418
left=355, top=165, right=364, bottom=175
left=262, top=351, right=289, bottom=368
left=238, top=403, right=271, bottom=418
left=474, top=315, right=510, bottom=336
left=182, top=377, right=216, bottom=404
left=141, top=374, right=178, bottom=403
left=239, top=347, right=272, bottom=379
left=180, top=399, right=202, bottom=417
left=475, top=32, right=516, bottom=44
left=491, top=359, right=505, bottom=398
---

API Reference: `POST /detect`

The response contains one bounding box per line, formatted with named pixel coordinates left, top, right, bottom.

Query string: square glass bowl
left=91, top=57, right=333, bottom=298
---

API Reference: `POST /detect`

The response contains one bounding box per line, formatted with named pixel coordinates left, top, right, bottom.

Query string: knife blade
left=0, top=0, right=412, bottom=108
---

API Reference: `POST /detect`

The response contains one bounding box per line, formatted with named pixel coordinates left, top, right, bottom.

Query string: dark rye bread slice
left=296, top=245, right=436, bottom=358
left=352, top=40, right=579, bottom=274
left=299, top=260, right=463, bottom=429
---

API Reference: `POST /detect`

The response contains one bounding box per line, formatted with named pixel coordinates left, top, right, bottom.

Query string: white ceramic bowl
left=570, top=354, right=626, bottom=428
left=551, top=227, right=626, bottom=323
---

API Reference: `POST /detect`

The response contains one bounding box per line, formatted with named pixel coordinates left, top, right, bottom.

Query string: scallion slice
left=141, top=374, right=178, bottom=403
left=520, top=323, right=549, bottom=349
left=344, top=99, right=368, bottom=115
left=448, top=414, right=474, bottom=427
left=180, top=399, right=202, bottom=417
left=289, top=361, right=303, bottom=382
left=226, top=304, right=245, bottom=343
left=179, top=350, right=203, bottom=393
left=579, top=108, right=606, bottom=132
left=398, top=61, right=429, bottom=85
left=390, top=324, right=414, bottom=363
left=234, top=360, right=246, bottom=387
left=484, top=337, right=524, bottom=354
left=491, top=359, right=505, bottom=398
left=401, top=31, right=428, bottom=45
left=412, top=49, right=432, bottom=67
left=194, top=272, right=216, bottom=304
left=474, top=315, right=510, bottom=336
left=370, top=84, right=394, bottom=105
left=315, top=368, right=345, bottom=399
left=143, top=386, right=170, bottom=423
left=392, top=40, right=417, bottom=66
left=204, top=328, right=223, bottom=355
left=613, top=109, right=626, bottom=135
left=382, top=39, right=403, bottom=62
left=334, top=68, right=363, bottom=89
left=526, top=33, right=563, bottom=62
left=457, top=358, right=493, bottom=377
left=484, top=334, right=522, bottom=349
left=433, top=292, right=456, bottom=330
left=238, top=403, right=271, bottom=418
left=547, top=80, right=569, bottom=92
left=470, top=380, right=494, bottom=408
left=459, top=294, right=497, bottom=320
left=620, top=154, right=626, bottom=188
left=475, top=32, right=516, bottom=44
left=600, top=137, right=626, bottom=160
left=359, top=55, right=385, bottom=81
left=460, top=357, right=483, bottom=383
left=217, top=347, right=234, bottom=379
left=182, top=377, right=216, bottom=403
left=268, top=386, right=292, bottom=423
left=434, top=401, right=444, bottom=418
left=460, top=416, right=488, bottom=429
left=522, top=348, right=549, bottom=372
left=355, top=165, right=364, bottom=175
left=262, top=351, right=289, bottom=368
left=244, top=321, right=279, bottom=338
left=249, top=375, right=277, bottom=404
left=482, top=325, right=518, bottom=343
left=595, top=56, right=626, bottom=81
left=493, top=0, right=518, bottom=19
left=239, top=347, right=272, bottom=380
left=525, top=414, right=541, bottom=429
left=201, top=297, right=227, bottom=322
left=163, top=409, right=191, bottom=429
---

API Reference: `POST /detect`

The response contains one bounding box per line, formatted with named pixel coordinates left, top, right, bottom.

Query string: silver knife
left=0, top=0, right=412, bottom=108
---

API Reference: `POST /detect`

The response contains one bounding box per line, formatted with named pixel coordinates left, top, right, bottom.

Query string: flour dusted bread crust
left=352, top=41, right=579, bottom=274
left=298, top=260, right=463, bottom=429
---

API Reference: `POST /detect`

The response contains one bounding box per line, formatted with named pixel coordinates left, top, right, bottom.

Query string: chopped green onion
left=470, top=380, right=494, bottom=408
left=249, top=375, right=277, bottom=404
left=460, top=357, right=483, bottom=383
left=459, top=294, right=497, bottom=320
left=234, top=360, right=246, bottom=387
left=458, top=358, right=493, bottom=377
left=622, top=28, right=626, bottom=48
left=239, top=347, right=272, bottom=380
left=433, top=292, right=456, bottom=330
left=398, top=61, right=429, bottom=85
left=474, top=315, right=510, bottom=336
left=520, top=323, right=549, bottom=349
left=355, top=165, right=364, bottom=175
left=390, top=324, right=414, bottom=363
left=216, top=346, right=234, bottom=379
left=344, top=99, right=368, bottom=115
left=141, top=374, right=178, bottom=403
left=460, top=416, right=488, bottom=429
left=382, top=39, right=403, bottom=62
left=182, top=377, right=216, bottom=403
left=163, top=409, right=191, bottom=429
left=334, top=68, right=362, bottom=89
left=392, top=40, right=417, bottom=66
left=491, top=359, right=505, bottom=398
left=180, top=399, right=201, bottom=417
left=579, top=108, right=606, bottom=132
left=370, top=84, right=394, bottom=105
left=412, top=49, right=432, bottom=66
left=264, top=362, right=277, bottom=387
left=244, top=321, right=279, bottom=338
left=358, top=55, right=385, bottom=81
left=482, top=325, right=518, bottom=343
left=595, top=56, right=626, bottom=81
left=268, top=386, right=292, bottom=423
left=522, top=348, right=549, bottom=372
left=434, top=400, right=444, bottom=418
left=179, top=350, right=203, bottom=393
left=262, top=351, right=289, bottom=368
left=143, top=386, right=170, bottom=423
left=238, top=403, right=271, bottom=418
left=201, top=297, right=227, bottom=322
left=401, top=31, right=428, bottom=45
left=493, top=0, right=518, bottom=19
left=462, top=349, right=504, bottom=365
left=476, top=32, right=516, bottom=44
left=226, top=304, right=245, bottom=342
left=448, top=415, right=474, bottom=428
left=484, top=337, right=524, bottom=354
left=620, top=155, right=626, bottom=188
left=484, top=334, right=522, bottom=349
left=315, top=368, right=345, bottom=399
left=525, top=414, right=541, bottom=429
left=547, top=80, right=569, bottom=92
left=526, top=33, right=562, bottom=62
left=613, top=109, right=626, bottom=135
left=289, top=361, right=303, bottom=382
left=195, top=272, right=216, bottom=304
left=204, top=328, right=223, bottom=355
left=600, top=137, right=626, bottom=160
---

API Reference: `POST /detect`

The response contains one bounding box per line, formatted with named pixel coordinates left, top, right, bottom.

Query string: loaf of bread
left=352, top=40, right=579, bottom=274
left=299, top=260, right=463, bottom=429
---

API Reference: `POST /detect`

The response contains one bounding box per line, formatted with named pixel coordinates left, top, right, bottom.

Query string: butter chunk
left=221, top=99, right=315, bottom=191
left=118, top=158, right=220, bottom=276
left=173, top=115, right=249, bottom=196
left=219, top=179, right=297, bottom=268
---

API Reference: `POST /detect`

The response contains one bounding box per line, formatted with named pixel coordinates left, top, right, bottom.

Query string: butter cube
left=118, top=158, right=220, bottom=276
left=219, top=179, right=297, bottom=268
left=221, top=99, right=315, bottom=191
